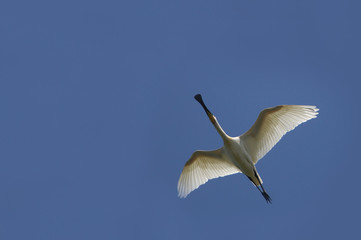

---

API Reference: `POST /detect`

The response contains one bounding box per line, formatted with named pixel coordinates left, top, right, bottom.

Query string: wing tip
left=299, top=105, right=319, bottom=119
left=177, top=185, right=189, bottom=198
left=308, top=105, right=319, bottom=118
left=178, top=193, right=187, bottom=198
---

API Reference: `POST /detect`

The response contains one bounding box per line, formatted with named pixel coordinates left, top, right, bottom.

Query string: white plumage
left=178, top=148, right=241, bottom=198
left=177, top=94, right=318, bottom=203
left=240, top=105, right=319, bottom=164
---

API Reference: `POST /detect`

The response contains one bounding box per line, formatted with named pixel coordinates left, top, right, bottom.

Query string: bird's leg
left=260, top=184, right=272, bottom=204
left=254, top=183, right=263, bottom=194
left=253, top=170, right=272, bottom=204
left=247, top=176, right=265, bottom=195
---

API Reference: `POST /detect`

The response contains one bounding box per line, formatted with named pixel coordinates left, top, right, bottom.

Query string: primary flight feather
left=177, top=94, right=319, bottom=203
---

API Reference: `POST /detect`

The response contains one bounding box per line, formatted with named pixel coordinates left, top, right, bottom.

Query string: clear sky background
left=1, top=0, right=360, bottom=239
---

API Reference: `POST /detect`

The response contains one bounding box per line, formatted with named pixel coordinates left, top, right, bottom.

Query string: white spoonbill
left=177, top=94, right=319, bottom=203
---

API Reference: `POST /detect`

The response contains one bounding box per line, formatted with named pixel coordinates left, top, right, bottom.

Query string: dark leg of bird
left=255, top=185, right=263, bottom=194
left=253, top=170, right=272, bottom=204
left=248, top=175, right=272, bottom=203
left=260, top=185, right=272, bottom=204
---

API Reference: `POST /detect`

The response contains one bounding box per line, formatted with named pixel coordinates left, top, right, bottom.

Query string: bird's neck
left=208, top=114, right=229, bottom=140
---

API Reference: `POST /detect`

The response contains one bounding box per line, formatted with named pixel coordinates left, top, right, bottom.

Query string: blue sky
left=1, top=0, right=360, bottom=239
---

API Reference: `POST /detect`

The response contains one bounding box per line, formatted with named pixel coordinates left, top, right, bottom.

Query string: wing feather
left=177, top=148, right=241, bottom=198
left=240, top=105, right=319, bottom=164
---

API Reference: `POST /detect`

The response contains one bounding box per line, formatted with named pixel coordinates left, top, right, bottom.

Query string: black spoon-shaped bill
left=194, top=94, right=212, bottom=115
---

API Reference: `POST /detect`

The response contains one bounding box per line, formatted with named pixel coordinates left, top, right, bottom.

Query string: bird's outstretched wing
left=177, top=148, right=241, bottom=198
left=240, top=105, right=319, bottom=164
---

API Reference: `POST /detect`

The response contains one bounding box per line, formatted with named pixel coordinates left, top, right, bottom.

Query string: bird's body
left=223, top=137, right=259, bottom=184
left=177, top=94, right=319, bottom=203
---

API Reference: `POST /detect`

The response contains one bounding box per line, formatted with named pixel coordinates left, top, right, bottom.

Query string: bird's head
left=194, top=94, right=216, bottom=123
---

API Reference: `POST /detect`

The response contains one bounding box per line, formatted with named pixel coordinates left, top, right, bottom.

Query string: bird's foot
left=262, top=191, right=272, bottom=204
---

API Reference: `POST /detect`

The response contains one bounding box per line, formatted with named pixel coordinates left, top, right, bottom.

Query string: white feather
left=240, top=105, right=319, bottom=164
left=177, top=148, right=241, bottom=198
left=178, top=94, right=319, bottom=203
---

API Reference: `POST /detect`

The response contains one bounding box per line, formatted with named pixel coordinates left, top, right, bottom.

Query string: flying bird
left=177, top=94, right=319, bottom=203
